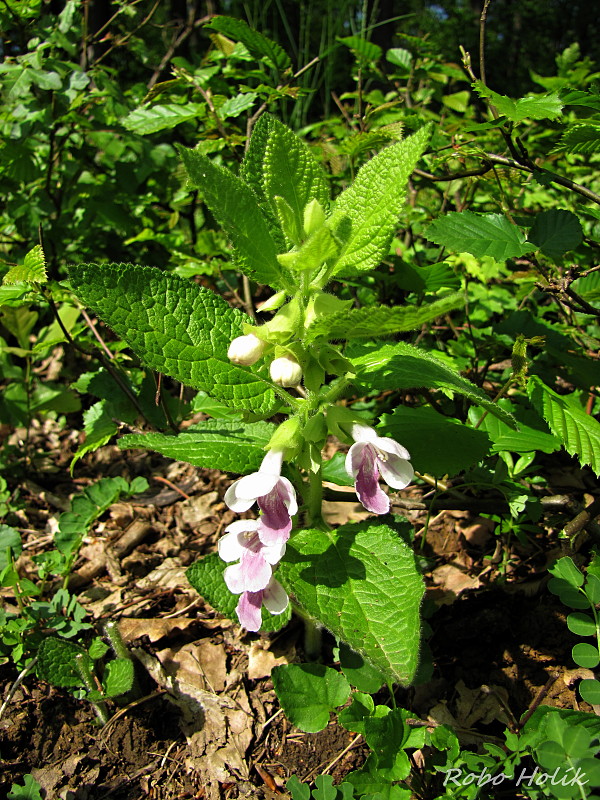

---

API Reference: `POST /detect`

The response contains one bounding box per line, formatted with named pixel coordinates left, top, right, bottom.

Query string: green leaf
left=103, top=658, right=135, bottom=698
left=567, top=613, right=596, bottom=637
left=119, top=420, right=274, bottom=474
left=313, top=775, right=338, bottom=800
left=338, top=642, right=386, bottom=693
left=392, top=261, right=460, bottom=293
left=186, top=552, right=291, bottom=633
left=178, top=147, right=290, bottom=290
left=0, top=525, right=22, bottom=571
left=586, top=575, right=600, bottom=605
left=88, top=638, right=110, bottom=660
left=426, top=211, right=534, bottom=260
left=305, top=293, right=464, bottom=343
left=71, top=401, right=118, bottom=472
left=572, top=643, right=600, bottom=669
left=8, top=774, right=43, bottom=800
left=554, top=122, right=600, bottom=155
left=278, top=523, right=424, bottom=685
left=528, top=376, right=600, bottom=476
left=68, top=263, right=277, bottom=415
left=271, top=663, right=351, bottom=733
left=205, top=16, right=291, bottom=73
left=286, top=775, right=311, bottom=800
left=547, top=577, right=589, bottom=609
left=579, top=679, right=600, bottom=706
left=468, top=401, right=560, bottom=455
left=473, top=82, right=563, bottom=121
left=329, top=126, right=432, bottom=277
left=549, top=557, right=585, bottom=588
left=379, top=407, right=491, bottom=477
left=528, top=209, right=583, bottom=259
left=3, top=245, right=47, bottom=285
left=37, top=637, right=92, bottom=688
left=350, top=341, right=516, bottom=426
left=321, top=452, right=355, bottom=487
left=217, top=92, right=257, bottom=120
left=263, top=116, right=330, bottom=232
left=121, top=103, right=205, bottom=134
left=338, top=36, right=382, bottom=66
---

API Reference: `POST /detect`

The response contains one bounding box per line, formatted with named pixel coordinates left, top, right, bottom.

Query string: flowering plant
left=68, top=115, right=515, bottom=684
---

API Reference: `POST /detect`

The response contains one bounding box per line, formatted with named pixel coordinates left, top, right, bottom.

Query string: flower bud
left=227, top=334, right=266, bottom=366
left=270, top=355, right=303, bottom=388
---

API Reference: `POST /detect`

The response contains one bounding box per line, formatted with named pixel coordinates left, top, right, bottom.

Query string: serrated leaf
left=103, top=658, right=135, bottom=697
left=70, top=400, right=118, bottom=473
left=279, top=226, right=339, bottom=273
left=528, top=209, right=583, bottom=259
left=329, top=126, right=432, bottom=277
left=205, top=16, right=291, bottom=73
left=350, top=341, right=516, bottom=426
left=468, top=401, right=559, bottom=455
left=271, top=663, right=351, bottom=732
left=528, top=376, right=600, bottom=476
left=217, top=92, right=257, bottom=120
left=379, top=407, right=490, bottom=477
left=474, top=82, right=563, bottom=121
left=339, top=36, right=382, bottom=66
left=426, top=211, right=534, bottom=260
left=119, top=419, right=274, bottom=474
left=263, top=116, right=330, bottom=233
left=121, top=103, right=205, bottom=134
left=186, top=552, right=291, bottom=633
left=393, top=261, right=460, bottom=293
left=553, top=123, right=600, bottom=155
left=572, top=270, right=600, bottom=302
left=178, top=147, right=290, bottom=290
left=3, top=245, right=47, bottom=285
left=240, top=113, right=277, bottom=204
left=37, top=637, right=92, bottom=688
left=68, top=263, right=277, bottom=415
left=305, top=293, right=464, bottom=342
left=278, top=523, right=424, bottom=685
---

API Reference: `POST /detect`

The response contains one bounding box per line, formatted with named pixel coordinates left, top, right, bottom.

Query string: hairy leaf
left=528, top=209, right=583, bottom=259
left=278, top=522, right=424, bottom=685
left=119, top=419, right=274, bottom=474
left=351, top=341, right=516, bottom=425
left=37, top=637, right=91, bottom=689
left=304, top=293, right=464, bottom=342
left=178, top=147, right=290, bottom=290
left=69, top=263, right=277, bottom=415
left=3, top=245, right=47, bottom=285
left=122, top=103, right=205, bottom=134
left=474, top=82, right=563, bottom=121
left=329, top=126, right=432, bottom=277
left=272, top=664, right=351, bottom=732
left=205, top=16, right=291, bottom=73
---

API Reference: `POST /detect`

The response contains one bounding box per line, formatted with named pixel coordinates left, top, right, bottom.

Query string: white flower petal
left=224, top=481, right=255, bottom=512
left=224, top=519, right=259, bottom=536
left=278, top=476, right=298, bottom=515
left=345, top=441, right=367, bottom=478
left=350, top=423, right=378, bottom=444
left=378, top=453, right=414, bottom=489
left=261, top=541, right=286, bottom=565
left=259, top=449, right=284, bottom=476
left=218, top=530, right=246, bottom=562
left=224, top=563, right=245, bottom=594
left=373, top=435, right=411, bottom=461
left=262, top=579, right=289, bottom=615
left=236, top=471, right=279, bottom=500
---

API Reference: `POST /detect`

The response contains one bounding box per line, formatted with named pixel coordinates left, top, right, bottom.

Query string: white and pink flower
left=236, top=578, right=289, bottom=632
left=218, top=519, right=286, bottom=594
left=345, top=424, right=414, bottom=515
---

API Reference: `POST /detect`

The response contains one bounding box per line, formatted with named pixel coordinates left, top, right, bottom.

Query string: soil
left=1, top=423, right=598, bottom=798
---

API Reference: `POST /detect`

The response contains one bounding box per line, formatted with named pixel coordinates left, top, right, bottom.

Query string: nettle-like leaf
left=271, top=664, right=351, bottom=733
left=328, top=125, right=432, bottom=277
left=119, top=420, right=274, bottom=475
left=186, top=552, right=291, bottom=633
left=103, top=658, right=135, bottom=698
left=350, top=341, right=515, bottom=426
left=426, top=211, right=534, bottom=261
left=379, top=407, right=491, bottom=477
left=468, top=401, right=559, bottom=455
left=178, top=147, right=290, bottom=290
left=68, top=263, right=277, bottom=416
left=121, top=103, right=206, bottom=135
left=528, top=209, right=583, bottom=259
left=528, top=376, right=600, bottom=476
left=205, top=16, right=291, bottom=74
left=263, top=115, right=330, bottom=233
left=278, top=522, right=424, bottom=685
left=553, top=122, right=600, bottom=155
left=37, top=637, right=92, bottom=689
left=393, top=261, right=460, bottom=293
left=473, top=82, right=563, bottom=122
left=3, top=245, right=47, bottom=285
left=304, top=292, right=464, bottom=343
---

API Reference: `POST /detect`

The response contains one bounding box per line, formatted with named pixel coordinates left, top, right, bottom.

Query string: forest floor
left=0, top=414, right=595, bottom=799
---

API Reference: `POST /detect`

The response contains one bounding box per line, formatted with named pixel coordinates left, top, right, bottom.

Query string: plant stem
left=75, top=654, right=109, bottom=725
left=303, top=618, right=323, bottom=660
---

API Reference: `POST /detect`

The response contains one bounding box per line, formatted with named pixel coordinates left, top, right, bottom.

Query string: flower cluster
left=220, top=449, right=295, bottom=631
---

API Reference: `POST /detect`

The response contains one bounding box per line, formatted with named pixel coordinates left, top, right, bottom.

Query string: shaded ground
left=1, top=422, right=597, bottom=798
